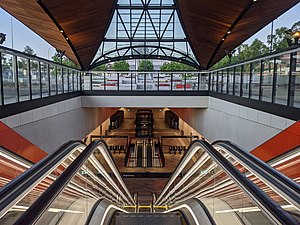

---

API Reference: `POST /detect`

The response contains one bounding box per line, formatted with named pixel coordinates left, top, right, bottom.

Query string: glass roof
left=90, top=0, right=200, bottom=69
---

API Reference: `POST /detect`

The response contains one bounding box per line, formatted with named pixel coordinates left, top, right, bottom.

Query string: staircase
left=115, top=213, right=182, bottom=225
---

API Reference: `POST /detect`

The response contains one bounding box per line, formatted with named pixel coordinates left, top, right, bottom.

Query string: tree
left=267, top=27, right=289, bottom=51
left=160, top=61, right=196, bottom=71
left=93, top=64, right=108, bottom=71
left=23, top=45, right=36, bottom=55
left=113, top=61, right=130, bottom=71
left=51, top=53, right=78, bottom=68
left=138, top=59, right=153, bottom=71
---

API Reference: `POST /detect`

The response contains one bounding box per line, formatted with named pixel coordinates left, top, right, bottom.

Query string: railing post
left=28, top=59, right=32, bottom=100
left=47, top=64, right=50, bottom=96
left=90, top=72, right=93, bottom=91
left=240, top=65, right=244, bottom=97
left=259, top=60, right=263, bottom=101
left=117, top=72, right=120, bottom=91
left=288, top=52, right=296, bottom=107
left=14, top=55, right=19, bottom=103
left=171, top=73, right=173, bottom=91
left=39, top=61, right=42, bottom=97
left=271, top=57, right=277, bottom=103
left=249, top=63, right=253, bottom=98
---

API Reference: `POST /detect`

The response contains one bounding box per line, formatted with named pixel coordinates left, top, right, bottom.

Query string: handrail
left=0, top=140, right=85, bottom=218
left=212, top=140, right=300, bottom=211
left=154, top=140, right=299, bottom=225
left=13, top=140, right=134, bottom=225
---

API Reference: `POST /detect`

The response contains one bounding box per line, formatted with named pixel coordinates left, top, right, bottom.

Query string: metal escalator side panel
left=212, top=140, right=300, bottom=211
left=165, top=198, right=216, bottom=225
left=0, top=140, right=85, bottom=219
left=85, top=199, right=127, bottom=225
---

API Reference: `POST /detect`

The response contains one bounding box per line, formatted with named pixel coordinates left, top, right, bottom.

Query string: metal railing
left=83, top=70, right=209, bottom=92
left=208, top=46, right=300, bottom=108
left=0, top=46, right=82, bottom=106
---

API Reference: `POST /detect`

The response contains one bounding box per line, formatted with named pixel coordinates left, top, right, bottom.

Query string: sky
left=0, top=2, right=299, bottom=60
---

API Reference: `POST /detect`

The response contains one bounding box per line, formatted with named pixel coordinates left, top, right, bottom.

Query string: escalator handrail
left=0, top=140, right=85, bottom=218
left=212, top=140, right=300, bottom=210
left=13, top=140, right=133, bottom=225
left=155, top=140, right=299, bottom=225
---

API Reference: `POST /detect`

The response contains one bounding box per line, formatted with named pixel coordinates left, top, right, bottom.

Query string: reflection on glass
left=200, top=73, right=208, bottom=91
left=41, top=62, right=49, bottom=97
left=92, top=73, right=104, bottom=90
left=159, top=73, right=171, bottom=91
left=105, top=72, right=118, bottom=90
left=146, top=72, right=157, bottom=91
left=261, top=59, right=274, bottom=102
left=242, top=64, right=250, bottom=98
left=50, top=65, right=57, bottom=95
left=228, top=68, right=234, bottom=95
left=251, top=62, right=261, bottom=100
left=57, top=67, right=63, bottom=94
left=31, top=60, right=40, bottom=99
left=291, top=51, right=300, bottom=107
left=275, top=54, right=290, bottom=105
left=234, top=66, right=242, bottom=96
left=119, top=72, right=131, bottom=90
left=173, top=73, right=184, bottom=91
left=68, top=70, right=74, bottom=92
left=186, top=73, right=198, bottom=91
left=18, top=57, right=30, bottom=101
left=3, top=54, right=17, bottom=104
left=63, top=68, right=68, bottom=93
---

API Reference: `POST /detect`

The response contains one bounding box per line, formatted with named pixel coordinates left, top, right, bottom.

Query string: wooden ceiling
left=0, top=0, right=299, bottom=70
left=177, top=0, right=300, bottom=69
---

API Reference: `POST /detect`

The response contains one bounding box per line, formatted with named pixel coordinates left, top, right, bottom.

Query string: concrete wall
left=172, top=97, right=296, bottom=152
left=1, top=97, right=118, bottom=154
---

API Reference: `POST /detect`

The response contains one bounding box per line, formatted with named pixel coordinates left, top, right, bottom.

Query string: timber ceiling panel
left=177, top=0, right=300, bottom=69
left=0, top=0, right=78, bottom=65
left=40, top=0, right=116, bottom=69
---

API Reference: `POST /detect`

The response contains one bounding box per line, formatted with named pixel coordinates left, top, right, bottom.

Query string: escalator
left=137, top=143, right=143, bottom=167
left=0, top=140, right=300, bottom=225
left=146, top=144, right=152, bottom=167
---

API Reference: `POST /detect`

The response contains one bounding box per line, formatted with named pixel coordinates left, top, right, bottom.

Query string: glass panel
left=186, top=73, right=198, bottom=91
left=133, top=72, right=144, bottom=91
left=251, top=62, right=261, bottom=100
left=158, top=73, right=171, bottom=91
left=2, top=54, right=17, bottom=104
left=105, top=72, right=118, bottom=90
left=146, top=72, right=157, bottom=91
left=41, top=62, right=49, bottom=97
left=234, top=66, right=241, bottom=96
left=17, top=57, right=30, bottom=102
left=211, top=72, right=217, bottom=92
left=228, top=68, right=234, bottom=95
left=31, top=60, right=40, bottom=99
left=221, top=70, right=227, bottom=94
left=119, top=72, right=131, bottom=90
left=173, top=73, right=184, bottom=91
left=217, top=71, right=222, bottom=92
left=57, top=67, right=63, bottom=94
left=199, top=73, right=208, bottom=91
left=68, top=70, right=73, bottom=92
left=74, top=71, right=78, bottom=91
left=83, top=72, right=91, bottom=91
left=92, top=72, right=104, bottom=90
left=0, top=147, right=82, bottom=224
left=275, top=54, right=290, bottom=105
left=49, top=65, right=57, bottom=95
left=63, top=68, right=68, bottom=93
left=242, top=64, right=250, bottom=98
left=261, top=58, right=274, bottom=102
left=291, top=51, right=300, bottom=108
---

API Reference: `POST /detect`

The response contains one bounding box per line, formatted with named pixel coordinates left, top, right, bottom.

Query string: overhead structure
left=0, top=0, right=299, bottom=70
left=90, top=0, right=200, bottom=70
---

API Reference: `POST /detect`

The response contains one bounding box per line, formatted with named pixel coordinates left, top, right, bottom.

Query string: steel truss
left=90, top=0, right=201, bottom=70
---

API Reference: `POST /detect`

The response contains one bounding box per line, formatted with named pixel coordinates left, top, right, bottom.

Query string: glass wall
left=50, top=65, right=57, bottom=95
left=242, top=64, right=251, bottom=98
left=275, top=54, right=290, bottom=105
left=251, top=62, right=261, bottom=100
left=18, top=57, right=30, bottom=102
left=30, top=60, right=40, bottom=99
left=57, top=67, right=63, bottom=94
left=291, top=51, right=300, bottom=107
left=2, top=54, right=17, bottom=104
left=41, top=62, right=49, bottom=97
left=234, top=66, right=242, bottom=96
left=228, top=67, right=234, bottom=94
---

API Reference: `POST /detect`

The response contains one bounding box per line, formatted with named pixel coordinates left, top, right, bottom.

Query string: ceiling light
left=222, top=38, right=225, bottom=41
left=227, top=31, right=231, bottom=34
left=60, top=30, right=64, bottom=33
left=66, top=37, right=69, bottom=40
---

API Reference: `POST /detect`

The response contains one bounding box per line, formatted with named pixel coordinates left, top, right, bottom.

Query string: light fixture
left=227, top=31, right=231, bottom=34
left=60, top=30, right=64, bottom=33
left=0, top=33, right=6, bottom=45
left=66, top=37, right=69, bottom=40
left=222, top=38, right=225, bottom=41
left=285, top=29, right=300, bottom=45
